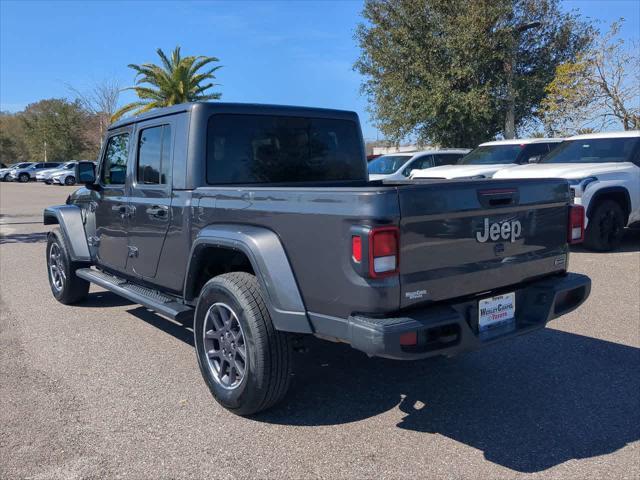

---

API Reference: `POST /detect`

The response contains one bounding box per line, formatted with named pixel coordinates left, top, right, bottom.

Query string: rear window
left=207, top=114, right=364, bottom=184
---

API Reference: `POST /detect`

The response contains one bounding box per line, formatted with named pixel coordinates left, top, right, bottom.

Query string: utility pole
left=504, top=21, right=542, bottom=139
left=44, top=141, right=47, bottom=162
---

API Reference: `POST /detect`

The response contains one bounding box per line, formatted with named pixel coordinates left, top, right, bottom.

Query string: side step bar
left=76, top=268, right=193, bottom=322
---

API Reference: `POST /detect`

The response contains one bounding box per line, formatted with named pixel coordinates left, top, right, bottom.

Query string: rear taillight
left=351, top=226, right=400, bottom=278
left=351, top=236, right=362, bottom=263
left=568, top=205, right=585, bottom=244
left=369, top=227, right=399, bottom=277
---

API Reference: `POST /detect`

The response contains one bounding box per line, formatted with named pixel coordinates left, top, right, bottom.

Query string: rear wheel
left=584, top=200, right=625, bottom=251
left=18, top=173, right=29, bottom=183
left=194, top=272, right=292, bottom=416
left=46, top=228, right=90, bottom=304
left=64, top=175, right=76, bottom=186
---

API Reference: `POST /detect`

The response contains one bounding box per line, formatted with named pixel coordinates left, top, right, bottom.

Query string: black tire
left=46, top=228, right=90, bottom=304
left=194, top=272, right=292, bottom=416
left=64, top=175, right=76, bottom=186
left=18, top=173, right=29, bottom=183
left=1, top=173, right=9, bottom=182
left=584, top=199, right=626, bottom=251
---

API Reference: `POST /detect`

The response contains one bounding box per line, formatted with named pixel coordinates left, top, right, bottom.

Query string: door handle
left=112, top=204, right=128, bottom=219
left=112, top=204, right=134, bottom=219
left=146, top=205, right=169, bottom=218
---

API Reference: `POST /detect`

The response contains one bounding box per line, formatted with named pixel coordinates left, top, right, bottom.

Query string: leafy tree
left=355, top=0, right=594, bottom=147
left=21, top=99, right=90, bottom=162
left=0, top=112, right=28, bottom=164
left=541, top=21, right=640, bottom=135
left=113, top=46, right=222, bottom=120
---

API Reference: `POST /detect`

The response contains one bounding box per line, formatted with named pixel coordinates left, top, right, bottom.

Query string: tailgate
left=397, top=179, right=570, bottom=309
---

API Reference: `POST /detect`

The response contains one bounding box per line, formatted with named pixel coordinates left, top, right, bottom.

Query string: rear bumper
left=314, top=272, right=590, bottom=360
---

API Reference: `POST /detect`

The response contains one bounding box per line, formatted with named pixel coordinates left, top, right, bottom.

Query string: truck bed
left=190, top=177, right=571, bottom=320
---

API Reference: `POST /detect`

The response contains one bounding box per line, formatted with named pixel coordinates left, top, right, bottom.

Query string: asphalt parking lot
left=1, top=181, right=639, bottom=479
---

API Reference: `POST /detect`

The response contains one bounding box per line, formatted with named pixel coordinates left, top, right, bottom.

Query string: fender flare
left=43, top=205, right=91, bottom=262
left=184, top=224, right=312, bottom=334
left=586, top=186, right=631, bottom=218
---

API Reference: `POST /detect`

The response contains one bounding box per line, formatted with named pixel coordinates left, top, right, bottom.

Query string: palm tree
left=112, top=46, right=221, bottom=121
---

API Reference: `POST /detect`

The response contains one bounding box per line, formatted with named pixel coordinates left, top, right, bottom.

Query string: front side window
left=207, top=114, right=365, bottom=184
left=542, top=137, right=640, bottom=164
left=368, top=155, right=413, bottom=175
left=521, top=143, right=551, bottom=163
left=412, top=156, right=434, bottom=170
left=137, top=125, right=171, bottom=185
left=101, top=133, right=130, bottom=185
left=458, top=145, right=525, bottom=165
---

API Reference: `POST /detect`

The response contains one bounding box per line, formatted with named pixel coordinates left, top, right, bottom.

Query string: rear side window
left=433, top=154, right=461, bottom=166
left=101, top=133, right=130, bottom=185
left=137, top=125, right=171, bottom=185
left=207, top=114, right=364, bottom=184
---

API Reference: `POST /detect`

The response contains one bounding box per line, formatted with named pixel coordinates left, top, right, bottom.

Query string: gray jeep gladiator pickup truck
left=44, top=102, right=591, bottom=415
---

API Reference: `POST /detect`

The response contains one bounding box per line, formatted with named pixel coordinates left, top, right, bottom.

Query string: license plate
left=478, top=292, right=516, bottom=332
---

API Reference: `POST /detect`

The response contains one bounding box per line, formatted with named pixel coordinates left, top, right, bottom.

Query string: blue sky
left=1, top=0, right=638, bottom=140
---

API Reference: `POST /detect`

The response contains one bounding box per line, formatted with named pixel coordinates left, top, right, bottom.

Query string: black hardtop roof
left=108, top=102, right=359, bottom=130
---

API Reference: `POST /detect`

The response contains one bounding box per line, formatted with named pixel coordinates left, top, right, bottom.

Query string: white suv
left=494, top=131, right=640, bottom=251
left=411, top=138, right=563, bottom=179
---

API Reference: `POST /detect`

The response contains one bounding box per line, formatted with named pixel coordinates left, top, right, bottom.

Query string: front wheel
left=46, top=229, right=90, bottom=304
left=194, top=272, right=292, bottom=416
left=584, top=200, right=625, bottom=251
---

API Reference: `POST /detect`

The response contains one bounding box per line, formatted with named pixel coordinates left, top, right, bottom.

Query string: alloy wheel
left=203, top=302, right=247, bottom=390
left=48, top=243, right=66, bottom=292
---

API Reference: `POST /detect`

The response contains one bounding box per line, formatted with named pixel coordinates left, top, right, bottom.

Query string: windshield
left=15, top=163, right=32, bottom=168
left=367, top=155, right=411, bottom=175
left=64, top=163, right=76, bottom=169
left=458, top=145, right=524, bottom=165
left=542, top=137, right=639, bottom=164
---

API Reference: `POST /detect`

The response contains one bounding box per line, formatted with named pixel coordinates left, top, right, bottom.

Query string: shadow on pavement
left=571, top=228, right=640, bottom=254
left=77, top=291, right=134, bottom=308
left=127, top=306, right=194, bottom=346
left=260, top=329, right=640, bottom=473
left=116, top=304, right=639, bottom=473
left=0, top=231, right=48, bottom=244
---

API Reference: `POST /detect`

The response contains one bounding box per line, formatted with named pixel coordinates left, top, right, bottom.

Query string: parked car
left=494, top=130, right=640, bottom=251
left=411, top=138, right=563, bottom=180
left=51, top=161, right=93, bottom=185
left=0, top=162, right=34, bottom=181
left=44, top=102, right=590, bottom=415
left=8, top=162, right=62, bottom=182
left=36, top=161, right=77, bottom=183
left=368, top=149, right=471, bottom=181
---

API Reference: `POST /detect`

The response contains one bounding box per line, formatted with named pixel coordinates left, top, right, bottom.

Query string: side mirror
left=76, top=161, right=96, bottom=185
left=528, top=155, right=542, bottom=164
